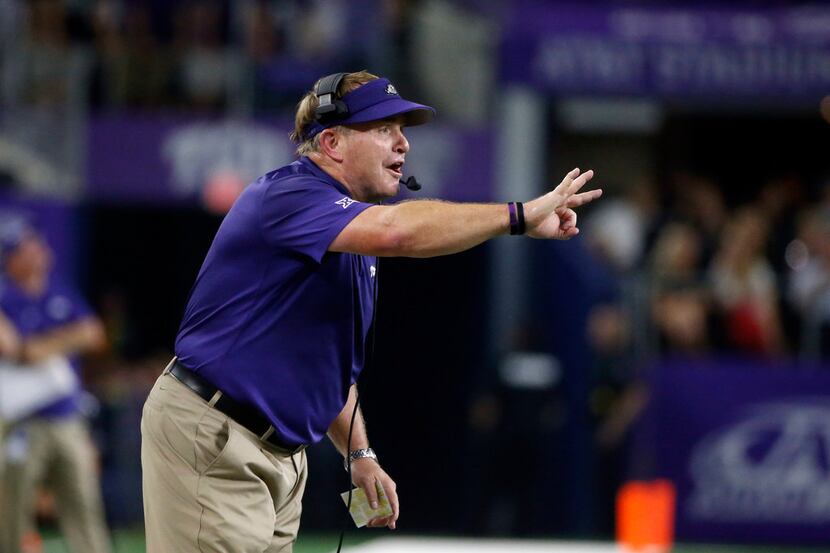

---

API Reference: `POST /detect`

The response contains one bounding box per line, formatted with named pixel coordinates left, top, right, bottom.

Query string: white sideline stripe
left=342, top=537, right=618, bottom=553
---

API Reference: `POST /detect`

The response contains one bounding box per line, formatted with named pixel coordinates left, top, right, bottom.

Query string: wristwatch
left=344, top=448, right=378, bottom=472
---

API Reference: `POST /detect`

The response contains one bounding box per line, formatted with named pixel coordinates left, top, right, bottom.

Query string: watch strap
left=344, top=448, right=378, bottom=471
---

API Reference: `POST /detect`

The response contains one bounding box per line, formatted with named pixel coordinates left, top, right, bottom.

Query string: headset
left=314, top=73, right=421, bottom=192
left=314, top=72, right=350, bottom=124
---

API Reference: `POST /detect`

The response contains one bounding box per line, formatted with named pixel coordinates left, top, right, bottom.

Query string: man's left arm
left=20, top=316, right=106, bottom=365
left=327, top=384, right=399, bottom=529
left=0, top=310, right=21, bottom=361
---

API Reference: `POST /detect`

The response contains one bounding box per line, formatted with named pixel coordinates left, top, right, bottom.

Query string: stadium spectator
left=172, top=1, right=236, bottom=111
left=709, top=207, right=785, bottom=355
left=244, top=0, right=361, bottom=112
left=787, top=206, right=830, bottom=356
left=670, top=174, right=727, bottom=267
left=0, top=310, right=21, bottom=475
left=587, top=303, right=646, bottom=536
left=649, top=222, right=711, bottom=354
left=462, top=324, right=568, bottom=536
left=757, top=175, right=806, bottom=274
left=585, top=179, right=659, bottom=274
left=7, top=0, right=80, bottom=108
left=0, top=220, right=111, bottom=553
left=88, top=0, right=125, bottom=108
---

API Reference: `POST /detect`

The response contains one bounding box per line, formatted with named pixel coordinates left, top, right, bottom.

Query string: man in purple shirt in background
left=141, top=70, right=602, bottom=553
left=0, top=219, right=111, bottom=553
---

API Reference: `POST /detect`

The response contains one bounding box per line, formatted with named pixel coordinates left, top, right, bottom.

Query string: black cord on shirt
left=336, top=256, right=381, bottom=553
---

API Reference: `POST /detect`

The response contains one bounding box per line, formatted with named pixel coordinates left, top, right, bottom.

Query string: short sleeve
left=44, top=281, right=94, bottom=332
left=260, top=177, right=373, bottom=263
left=59, top=285, right=94, bottom=322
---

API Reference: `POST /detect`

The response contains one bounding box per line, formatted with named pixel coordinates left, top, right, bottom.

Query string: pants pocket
left=194, top=414, right=233, bottom=474
left=197, top=434, right=276, bottom=553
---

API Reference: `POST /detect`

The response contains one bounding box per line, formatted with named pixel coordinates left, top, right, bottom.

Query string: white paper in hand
left=340, top=482, right=393, bottom=528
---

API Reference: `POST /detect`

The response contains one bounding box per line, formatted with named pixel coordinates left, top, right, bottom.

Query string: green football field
left=40, top=529, right=830, bottom=553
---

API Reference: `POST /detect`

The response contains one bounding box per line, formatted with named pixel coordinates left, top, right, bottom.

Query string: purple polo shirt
left=175, top=156, right=376, bottom=446
left=0, top=276, right=91, bottom=418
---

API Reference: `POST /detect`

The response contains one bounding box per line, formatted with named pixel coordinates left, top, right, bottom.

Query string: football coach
left=141, top=70, right=602, bottom=552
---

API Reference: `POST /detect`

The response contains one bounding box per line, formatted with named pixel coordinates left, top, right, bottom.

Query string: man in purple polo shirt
left=141, top=70, right=602, bottom=552
left=0, top=220, right=111, bottom=553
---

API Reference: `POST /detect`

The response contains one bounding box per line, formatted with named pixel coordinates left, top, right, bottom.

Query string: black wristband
left=508, top=202, right=519, bottom=235
left=516, top=201, right=526, bottom=235
left=508, top=202, right=526, bottom=235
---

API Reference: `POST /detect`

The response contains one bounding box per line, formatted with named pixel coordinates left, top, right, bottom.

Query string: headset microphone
left=400, top=176, right=421, bottom=191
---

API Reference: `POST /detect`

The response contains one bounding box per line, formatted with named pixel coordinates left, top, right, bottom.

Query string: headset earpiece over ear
left=314, top=72, right=350, bottom=124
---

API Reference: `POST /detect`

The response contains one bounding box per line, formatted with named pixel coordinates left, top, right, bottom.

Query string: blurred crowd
left=586, top=173, right=830, bottom=364
left=0, top=0, right=496, bottom=119
left=1, top=0, right=391, bottom=112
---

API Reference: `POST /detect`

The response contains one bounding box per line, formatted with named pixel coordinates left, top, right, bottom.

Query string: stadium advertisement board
left=645, top=358, right=830, bottom=544
left=502, top=3, right=830, bottom=99
left=87, top=117, right=493, bottom=205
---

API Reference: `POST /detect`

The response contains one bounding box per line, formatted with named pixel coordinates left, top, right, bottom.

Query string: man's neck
left=307, top=153, right=359, bottom=199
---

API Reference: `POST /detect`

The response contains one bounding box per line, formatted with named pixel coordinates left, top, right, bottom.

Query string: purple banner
left=87, top=117, right=295, bottom=206
left=643, top=358, right=830, bottom=545
left=502, top=3, right=830, bottom=98
left=87, top=116, right=493, bottom=206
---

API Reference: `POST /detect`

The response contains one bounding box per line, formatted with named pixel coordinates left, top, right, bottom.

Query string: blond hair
left=290, top=70, right=380, bottom=156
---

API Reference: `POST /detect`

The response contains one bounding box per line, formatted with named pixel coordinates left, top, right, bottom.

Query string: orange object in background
left=616, top=479, right=676, bottom=552
left=202, top=170, right=246, bottom=215
left=20, top=530, right=43, bottom=553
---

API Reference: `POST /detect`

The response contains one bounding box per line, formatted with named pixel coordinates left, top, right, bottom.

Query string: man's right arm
left=330, top=168, right=601, bottom=258
left=331, top=200, right=510, bottom=258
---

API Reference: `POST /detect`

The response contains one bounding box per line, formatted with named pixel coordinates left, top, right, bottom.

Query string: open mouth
left=386, top=162, right=404, bottom=178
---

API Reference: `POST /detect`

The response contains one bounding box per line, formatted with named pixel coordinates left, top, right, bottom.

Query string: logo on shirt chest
left=335, top=197, right=356, bottom=209
left=47, top=295, right=72, bottom=321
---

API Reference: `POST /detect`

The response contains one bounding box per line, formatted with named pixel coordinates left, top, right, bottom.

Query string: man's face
left=4, top=233, right=53, bottom=281
left=336, top=117, right=410, bottom=202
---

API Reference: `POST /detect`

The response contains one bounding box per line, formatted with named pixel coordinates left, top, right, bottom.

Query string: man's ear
left=318, top=129, right=345, bottom=163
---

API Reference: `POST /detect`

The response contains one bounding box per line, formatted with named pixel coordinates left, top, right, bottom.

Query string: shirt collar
left=298, top=156, right=353, bottom=198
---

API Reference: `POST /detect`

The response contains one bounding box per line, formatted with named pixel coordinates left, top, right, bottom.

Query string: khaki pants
left=0, top=416, right=111, bottom=553
left=141, top=372, right=308, bottom=553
